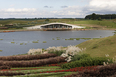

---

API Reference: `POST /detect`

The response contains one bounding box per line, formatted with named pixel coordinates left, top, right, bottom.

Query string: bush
left=61, top=57, right=113, bottom=69
left=48, top=50, right=65, bottom=56
left=66, top=64, right=116, bottom=77
left=0, top=56, right=66, bottom=67
left=71, top=54, right=90, bottom=61
left=0, top=71, right=25, bottom=76
left=0, top=53, right=57, bottom=61
left=0, top=66, right=11, bottom=70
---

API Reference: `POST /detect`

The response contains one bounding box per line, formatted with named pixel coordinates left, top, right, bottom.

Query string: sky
left=0, top=0, right=116, bottom=18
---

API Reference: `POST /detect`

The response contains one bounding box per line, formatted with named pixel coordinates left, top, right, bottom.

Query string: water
left=0, top=30, right=115, bottom=56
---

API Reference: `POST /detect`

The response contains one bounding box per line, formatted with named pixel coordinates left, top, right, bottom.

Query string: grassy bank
left=0, top=19, right=116, bottom=30
left=77, top=34, right=116, bottom=58
left=68, top=19, right=116, bottom=29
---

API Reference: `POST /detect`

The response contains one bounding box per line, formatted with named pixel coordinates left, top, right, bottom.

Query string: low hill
left=77, top=34, right=116, bottom=58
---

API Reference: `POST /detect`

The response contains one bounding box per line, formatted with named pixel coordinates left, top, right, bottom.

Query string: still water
left=0, top=30, right=115, bottom=56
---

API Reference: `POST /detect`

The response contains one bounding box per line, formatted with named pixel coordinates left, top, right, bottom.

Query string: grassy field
left=0, top=19, right=116, bottom=30
left=77, top=34, right=116, bottom=58
left=67, top=19, right=116, bottom=29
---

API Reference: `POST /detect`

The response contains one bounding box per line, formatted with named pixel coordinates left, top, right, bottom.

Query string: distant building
left=26, top=23, right=85, bottom=30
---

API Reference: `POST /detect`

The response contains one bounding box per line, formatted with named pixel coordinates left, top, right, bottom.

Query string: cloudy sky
left=0, top=0, right=115, bottom=18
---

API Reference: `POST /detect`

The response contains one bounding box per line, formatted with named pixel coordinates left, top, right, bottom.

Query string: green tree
left=98, top=17, right=102, bottom=21
left=45, top=18, right=49, bottom=22
left=91, top=13, right=96, bottom=20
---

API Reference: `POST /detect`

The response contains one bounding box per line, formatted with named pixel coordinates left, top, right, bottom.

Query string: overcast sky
left=0, top=0, right=116, bottom=18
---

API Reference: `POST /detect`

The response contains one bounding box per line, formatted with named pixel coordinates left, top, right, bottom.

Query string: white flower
left=28, top=48, right=42, bottom=55
left=105, top=54, right=109, bottom=57
left=61, top=53, right=68, bottom=57
left=46, top=46, right=63, bottom=52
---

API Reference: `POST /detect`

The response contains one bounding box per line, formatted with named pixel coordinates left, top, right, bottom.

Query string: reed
left=20, top=43, right=24, bottom=45
left=32, top=41, right=39, bottom=43
left=0, top=50, right=3, bottom=52
left=43, top=41, right=47, bottom=43
left=11, top=42, right=15, bottom=44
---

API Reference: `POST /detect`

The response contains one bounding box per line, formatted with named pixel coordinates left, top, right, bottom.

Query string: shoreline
left=0, top=28, right=116, bottom=33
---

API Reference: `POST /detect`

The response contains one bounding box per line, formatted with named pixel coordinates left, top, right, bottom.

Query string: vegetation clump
left=20, top=43, right=24, bottom=45
left=11, top=42, right=15, bottom=44
left=66, top=64, right=116, bottom=77
left=43, top=41, right=47, bottom=43
left=61, top=57, right=113, bottom=69
left=0, top=39, right=3, bottom=40
left=0, top=53, right=57, bottom=61
left=0, top=56, right=66, bottom=67
left=32, top=41, right=39, bottom=43
left=0, top=66, right=11, bottom=70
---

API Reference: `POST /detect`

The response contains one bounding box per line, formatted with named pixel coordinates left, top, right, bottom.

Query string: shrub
left=46, top=46, right=64, bottom=52
left=0, top=53, right=57, bottom=61
left=32, top=41, right=38, bottom=43
left=61, top=45, right=86, bottom=62
left=11, top=42, right=15, bottom=44
left=61, top=57, right=113, bottom=69
left=0, top=66, right=11, bottom=70
left=28, top=48, right=42, bottom=55
left=71, top=54, right=90, bottom=61
left=43, top=41, right=47, bottom=43
left=48, top=50, right=65, bottom=56
left=0, top=71, right=25, bottom=76
left=0, top=56, right=66, bottom=67
left=66, top=64, right=116, bottom=77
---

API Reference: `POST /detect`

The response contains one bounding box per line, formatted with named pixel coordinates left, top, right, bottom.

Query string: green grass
left=0, top=19, right=116, bottom=30
left=0, top=50, right=3, bottom=52
left=57, top=38, right=60, bottom=40
left=77, top=35, right=116, bottom=58
left=68, top=20, right=116, bottom=28
left=65, top=38, right=97, bottom=41
left=0, top=39, right=3, bottom=40
left=11, top=42, right=15, bottom=44
left=20, top=43, right=24, bottom=45
left=43, top=41, right=47, bottom=43
left=2, top=66, right=76, bottom=77
left=32, top=41, right=39, bottom=43
left=52, top=38, right=55, bottom=40
left=11, top=66, right=61, bottom=70
left=13, top=72, right=76, bottom=77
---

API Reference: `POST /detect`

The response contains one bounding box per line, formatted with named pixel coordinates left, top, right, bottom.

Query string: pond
left=0, top=30, right=115, bottom=56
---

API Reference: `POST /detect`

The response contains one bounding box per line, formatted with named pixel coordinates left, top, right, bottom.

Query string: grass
left=20, top=43, right=24, bottom=45
left=0, top=66, right=76, bottom=77
left=0, top=39, right=3, bottom=40
left=43, top=41, right=47, bottom=43
left=11, top=42, right=15, bottom=44
left=77, top=35, right=116, bottom=58
left=68, top=19, right=116, bottom=29
left=0, top=19, right=116, bottom=30
left=0, top=50, right=3, bottom=52
left=32, top=41, right=39, bottom=43
left=12, top=72, right=76, bottom=77
left=57, top=38, right=60, bottom=40
left=65, top=38, right=97, bottom=41
left=52, top=38, right=55, bottom=40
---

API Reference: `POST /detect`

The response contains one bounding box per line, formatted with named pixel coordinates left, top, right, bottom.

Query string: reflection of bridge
left=26, top=23, right=85, bottom=30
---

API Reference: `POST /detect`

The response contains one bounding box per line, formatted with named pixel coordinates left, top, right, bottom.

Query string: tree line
left=85, top=13, right=116, bottom=20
